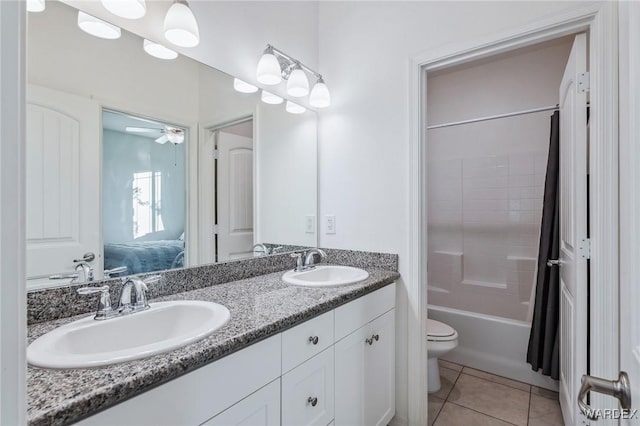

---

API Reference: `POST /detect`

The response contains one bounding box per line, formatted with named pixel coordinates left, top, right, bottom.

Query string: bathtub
left=428, top=304, right=559, bottom=391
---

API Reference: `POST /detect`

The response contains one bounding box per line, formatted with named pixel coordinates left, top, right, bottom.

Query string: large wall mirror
left=26, top=0, right=318, bottom=289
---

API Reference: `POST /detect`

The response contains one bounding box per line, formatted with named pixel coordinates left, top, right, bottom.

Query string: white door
left=217, top=131, right=254, bottom=261
left=26, top=85, right=101, bottom=282
left=557, top=33, right=589, bottom=426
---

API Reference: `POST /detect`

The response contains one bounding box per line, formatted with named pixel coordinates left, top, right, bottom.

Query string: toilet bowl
left=427, top=319, right=458, bottom=393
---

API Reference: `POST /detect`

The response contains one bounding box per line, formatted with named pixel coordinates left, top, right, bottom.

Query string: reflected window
left=132, top=171, right=164, bottom=238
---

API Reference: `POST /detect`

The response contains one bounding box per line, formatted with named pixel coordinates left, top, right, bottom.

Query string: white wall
left=317, top=2, right=595, bottom=423
left=256, top=103, right=317, bottom=246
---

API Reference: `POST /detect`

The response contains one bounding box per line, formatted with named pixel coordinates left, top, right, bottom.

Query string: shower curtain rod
left=427, top=104, right=559, bottom=130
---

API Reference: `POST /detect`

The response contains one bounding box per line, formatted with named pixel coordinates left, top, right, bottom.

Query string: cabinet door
left=282, top=347, right=334, bottom=426
left=202, top=379, right=280, bottom=426
left=334, top=323, right=368, bottom=426
left=364, top=310, right=395, bottom=426
left=334, top=309, right=395, bottom=426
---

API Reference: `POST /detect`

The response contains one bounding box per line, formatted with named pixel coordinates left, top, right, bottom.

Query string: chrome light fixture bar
left=257, top=44, right=331, bottom=108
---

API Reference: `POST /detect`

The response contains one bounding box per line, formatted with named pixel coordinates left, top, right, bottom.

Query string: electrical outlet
left=305, top=215, right=316, bottom=234
left=325, top=215, right=336, bottom=234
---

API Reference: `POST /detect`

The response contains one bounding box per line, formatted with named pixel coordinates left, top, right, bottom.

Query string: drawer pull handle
left=307, top=396, right=318, bottom=407
left=366, top=334, right=380, bottom=345
left=308, top=335, right=319, bottom=345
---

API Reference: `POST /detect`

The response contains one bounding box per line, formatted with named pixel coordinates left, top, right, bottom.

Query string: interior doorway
left=200, top=117, right=255, bottom=264
left=408, top=5, right=619, bottom=425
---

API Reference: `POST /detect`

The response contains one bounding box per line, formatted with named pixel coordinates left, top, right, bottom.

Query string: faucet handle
left=290, top=252, right=304, bottom=271
left=77, top=285, right=113, bottom=320
left=142, top=275, right=161, bottom=285
left=104, top=266, right=127, bottom=278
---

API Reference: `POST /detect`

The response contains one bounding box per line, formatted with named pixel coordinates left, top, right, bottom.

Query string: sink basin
left=27, top=300, right=230, bottom=369
left=282, top=265, right=369, bottom=288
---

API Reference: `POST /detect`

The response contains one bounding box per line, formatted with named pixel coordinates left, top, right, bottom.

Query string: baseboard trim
left=389, top=414, right=408, bottom=426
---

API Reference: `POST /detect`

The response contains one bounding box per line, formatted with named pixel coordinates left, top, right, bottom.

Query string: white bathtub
left=428, top=304, right=559, bottom=391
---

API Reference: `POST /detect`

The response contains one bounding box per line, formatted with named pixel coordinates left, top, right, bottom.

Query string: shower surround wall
left=427, top=37, right=573, bottom=322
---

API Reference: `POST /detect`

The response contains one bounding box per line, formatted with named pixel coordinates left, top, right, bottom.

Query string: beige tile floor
left=428, top=360, right=564, bottom=426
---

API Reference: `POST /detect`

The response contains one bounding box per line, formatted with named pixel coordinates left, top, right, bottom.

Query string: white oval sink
left=283, top=265, right=369, bottom=288
left=27, top=300, right=230, bottom=369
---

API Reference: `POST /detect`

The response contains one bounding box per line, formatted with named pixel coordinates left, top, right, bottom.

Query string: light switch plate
left=305, top=215, right=316, bottom=234
left=325, top=215, right=336, bottom=234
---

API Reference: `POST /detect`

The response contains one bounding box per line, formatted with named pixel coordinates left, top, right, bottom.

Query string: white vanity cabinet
left=334, top=310, right=395, bottom=426
left=76, top=283, right=396, bottom=426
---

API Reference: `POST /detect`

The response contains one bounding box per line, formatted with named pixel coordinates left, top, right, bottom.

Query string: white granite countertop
left=27, top=267, right=399, bottom=426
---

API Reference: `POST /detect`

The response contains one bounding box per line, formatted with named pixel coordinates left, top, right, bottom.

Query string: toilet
left=427, top=319, right=458, bottom=393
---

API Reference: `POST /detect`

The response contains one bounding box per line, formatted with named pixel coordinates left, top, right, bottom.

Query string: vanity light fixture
left=77, top=11, right=121, bottom=40
left=233, top=78, right=259, bottom=94
left=286, top=101, right=306, bottom=115
left=143, top=39, right=178, bottom=60
left=261, top=90, right=283, bottom=105
left=309, top=77, right=331, bottom=108
left=27, top=0, right=45, bottom=12
left=256, top=44, right=330, bottom=108
left=163, top=0, right=200, bottom=48
left=101, top=0, right=146, bottom=19
left=256, top=46, right=282, bottom=85
left=286, top=66, right=309, bottom=98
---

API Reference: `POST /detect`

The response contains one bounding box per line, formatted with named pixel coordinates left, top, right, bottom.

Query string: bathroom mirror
left=26, top=0, right=317, bottom=289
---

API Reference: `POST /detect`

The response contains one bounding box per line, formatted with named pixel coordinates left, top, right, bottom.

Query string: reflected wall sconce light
left=101, top=0, right=146, bottom=19
left=77, top=11, right=121, bottom=39
left=256, top=44, right=331, bottom=109
left=27, top=0, right=45, bottom=13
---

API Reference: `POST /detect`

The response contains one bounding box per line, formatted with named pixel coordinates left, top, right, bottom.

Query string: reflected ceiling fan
left=125, top=125, right=185, bottom=144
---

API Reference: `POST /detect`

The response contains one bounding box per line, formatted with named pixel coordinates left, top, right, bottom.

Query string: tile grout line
left=526, top=386, right=532, bottom=426
left=461, top=367, right=533, bottom=393
left=431, top=365, right=463, bottom=425
left=446, top=401, right=521, bottom=426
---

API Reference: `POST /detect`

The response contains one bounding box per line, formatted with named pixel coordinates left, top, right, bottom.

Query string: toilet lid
left=426, top=319, right=457, bottom=340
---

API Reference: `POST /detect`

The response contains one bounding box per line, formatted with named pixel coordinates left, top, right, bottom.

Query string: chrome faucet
left=291, top=248, right=327, bottom=272
left=304, top=248, right=327, bottom=268
left=118, top=275, right=160, bottom=314
left=73, top=261, right=94, bottom=283
left=253, top=243, right=269, bottom=256
left=77, top=275, right=160, bottom=320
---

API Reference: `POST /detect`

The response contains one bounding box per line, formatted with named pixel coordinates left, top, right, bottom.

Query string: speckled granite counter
left=27, top=267, right=399, bottom=426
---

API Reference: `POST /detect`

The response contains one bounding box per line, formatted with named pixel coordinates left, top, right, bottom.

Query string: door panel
left=558, top=33, right=588, bottom=426
left=217, top=131, right=254, bottom=262
left=26, top=85, right=101, bottom=280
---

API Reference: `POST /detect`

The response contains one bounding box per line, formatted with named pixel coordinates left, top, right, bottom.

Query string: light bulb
left=233, top=78, right=258, bottom=94
left=287, top=67, right=309, bottom=97
left=286, top=101, right=306, bottom=114
left=256, top=49, right=282, bottom=85
left=77, top=11, right=121, bottom=40
left=164, top=1, right=200, bottom=48
left=261, top=90, right=283, bottom=105
left=143, top=39, right=178, bottom=60
left=101, top=0, right=146, bottom=19
left=309, top=79, right=331, bottom=108
left=27, top=0, right=45, bottom=12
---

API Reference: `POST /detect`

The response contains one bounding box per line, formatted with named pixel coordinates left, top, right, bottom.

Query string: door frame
left=618, top=0, right=640, bottom=419
left=198, top=115, right=254, bottom=265
left=0, top=0, right=26, bottom=424
left=407, top=3, right=619, bottom=425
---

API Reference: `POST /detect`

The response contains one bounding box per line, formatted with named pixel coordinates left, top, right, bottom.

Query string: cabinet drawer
left=77, top=334, right=282, bottom=426
left=282, top=347, right=334, bottom=426
left=282, top=310, right=334, bottom=373
left=334, top=283, right=395, bottom=341
left=202, top=379, right=280, bottom=426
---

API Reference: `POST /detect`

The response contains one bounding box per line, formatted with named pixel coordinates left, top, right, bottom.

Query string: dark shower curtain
left=527, top=111, right=560, bottom=380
